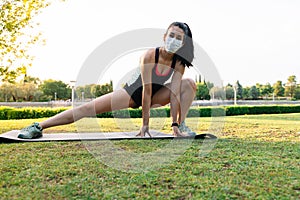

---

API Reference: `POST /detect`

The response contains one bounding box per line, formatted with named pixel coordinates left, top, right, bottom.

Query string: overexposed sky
left=27, top=0, right=300, bottom=87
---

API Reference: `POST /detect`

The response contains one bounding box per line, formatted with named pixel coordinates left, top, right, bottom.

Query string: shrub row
left=225, top=105, right=300, bottom=116
left=97, top=105, right=300, bottom=118
left=93, top=105, right=300, bottom=118
left=0, top=106, right=68, bottom=120
left=96, top=108, right=169, bottom=118
left=0, top=105, right=300, bottom=120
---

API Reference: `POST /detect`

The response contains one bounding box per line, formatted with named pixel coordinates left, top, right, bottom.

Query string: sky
left=27, top=0, right=300, bottom=88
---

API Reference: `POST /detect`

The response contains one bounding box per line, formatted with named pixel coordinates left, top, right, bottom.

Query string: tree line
left=0, top=76, right=113, bottom=102
left=195, top=75, right=300, bottom=101
left=0, top=75, right=299, bottom=102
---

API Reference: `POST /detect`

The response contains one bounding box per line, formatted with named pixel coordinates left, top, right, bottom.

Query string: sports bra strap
left=155, top=47, right=159, bottom=64
left=171, top=55, right=176, bottom=69
left=155, top=47, right=176, bottom=68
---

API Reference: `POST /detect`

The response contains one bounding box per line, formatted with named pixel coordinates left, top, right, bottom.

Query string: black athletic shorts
left=124, top=83, right=165, bottom=108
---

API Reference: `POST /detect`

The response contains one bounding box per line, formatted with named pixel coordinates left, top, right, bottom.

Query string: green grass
left=0, top=114, right=299, bottom=199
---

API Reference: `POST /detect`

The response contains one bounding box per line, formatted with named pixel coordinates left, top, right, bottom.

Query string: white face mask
left=165, top=36, right=183, bottom=53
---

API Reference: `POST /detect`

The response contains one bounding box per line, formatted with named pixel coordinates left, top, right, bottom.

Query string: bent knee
left=182, top=78, right=197, bottom=92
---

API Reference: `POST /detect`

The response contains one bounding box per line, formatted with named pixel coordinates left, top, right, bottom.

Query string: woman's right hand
left=136, top=125, right=152, bottom=137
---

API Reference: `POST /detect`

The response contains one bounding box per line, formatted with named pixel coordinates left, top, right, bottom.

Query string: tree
left=294, top=86, right=300, bottom=100
left=260, top=83, right=274, bottom=98
left=248, top=85, right=259, bottom=100
left=39, top=79, right=71, bottom=100
left=194, top=75, right=202, bottom=83
left=242, top=86, right=250, bottom=99
left=76, top=83, right=110, bottom=100
left=211, top=87, right=225, bottom=100
left=0, top=83, right=14, bottom=101
left=255, top=83, right=263, bottom=98
left=235, top=81, right=243, bottom=99
left=22, top=82, right=38, bottom=101
left=273, top=81, right=284, bottom=97
left=225, top=85, right=234, bottom=100
left=76, top=85, right=94, bottom=100
left=2, top=81, right=39, bottom=102
left=195, top=82, right=210, bottom=100
left=23, top=74, right=41, bottom=85
left=91, top=82, right=113, bottom=97
left=0, top=0, right=60, bottom=83
left=205, top=81, right=214, bottom=91
left=284, top=75, right=297, bottom=98
left=32, top=90, right=44, bottom=102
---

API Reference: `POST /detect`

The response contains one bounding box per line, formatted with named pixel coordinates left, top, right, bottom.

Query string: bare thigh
left=150, top=83, right=172, bottom=108
left=150, top=78, right=196, bottom=108
left=92, top=89, right=136, bottom=114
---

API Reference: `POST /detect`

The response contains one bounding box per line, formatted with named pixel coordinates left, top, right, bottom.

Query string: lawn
left=0, top=113, right=299, bottom=199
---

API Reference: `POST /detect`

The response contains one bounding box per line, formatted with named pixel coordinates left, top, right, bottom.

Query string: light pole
left=210, top=87, right=215, bottom=101
left=54, top=92, right=57, bottom=102
left=233, top=82, right=238, bottom=105
left=70, top=80, right=76, bottom=107
left=82, top=91, right=84, bottom=102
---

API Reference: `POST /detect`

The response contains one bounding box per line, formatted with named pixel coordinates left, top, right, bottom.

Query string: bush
left=226, top=106, right=249, bottom=116
left=0, top=105, right=300, bottom=120
left=225, top=105, right=300, bottom=116
left=0, top=106, right=67, bottom=120
left=96, top=108, right=169, bottom=118
left=0, top=107, right=14, bottom=120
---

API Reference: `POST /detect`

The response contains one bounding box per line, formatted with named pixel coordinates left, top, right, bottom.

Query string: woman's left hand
left=172, top=126, right=188, bottom=137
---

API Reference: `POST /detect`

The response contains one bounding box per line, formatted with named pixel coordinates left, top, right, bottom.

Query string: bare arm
left=137, top=49, right=155, bottom=137
left=141, top=56, right=152, bottom=127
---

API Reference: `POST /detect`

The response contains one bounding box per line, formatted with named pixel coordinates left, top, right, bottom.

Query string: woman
left=18, top=22, right=197, bottom=139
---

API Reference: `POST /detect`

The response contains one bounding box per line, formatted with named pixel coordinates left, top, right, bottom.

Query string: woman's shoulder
left=141, top=48, right=156, bottom=63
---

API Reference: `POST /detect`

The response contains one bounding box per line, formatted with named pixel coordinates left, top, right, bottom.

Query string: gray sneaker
left=18, top=122, right=43, bottom=139
left=178, top=121, right=196, bottom=137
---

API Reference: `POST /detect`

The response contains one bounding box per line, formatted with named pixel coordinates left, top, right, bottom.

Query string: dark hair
left=166, top=22, right=194, bottom=67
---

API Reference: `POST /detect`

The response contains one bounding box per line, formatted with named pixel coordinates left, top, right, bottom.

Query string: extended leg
left=18, top=89, right=135, bottom=139
left=40, top=89, right=135, bottom=129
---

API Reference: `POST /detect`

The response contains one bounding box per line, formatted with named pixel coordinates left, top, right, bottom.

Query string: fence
left=192, top=100, right=300, bottom=106
left=0, top=100, right=299, bottom=108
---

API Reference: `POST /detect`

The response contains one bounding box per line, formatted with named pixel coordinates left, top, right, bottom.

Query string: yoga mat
left=0, top=130, right=217, bottom=143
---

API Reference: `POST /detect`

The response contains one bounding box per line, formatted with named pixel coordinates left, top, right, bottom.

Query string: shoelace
left=21, top=124, right=37, bottom=131
left=22, top=124, right=40, bottom=131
